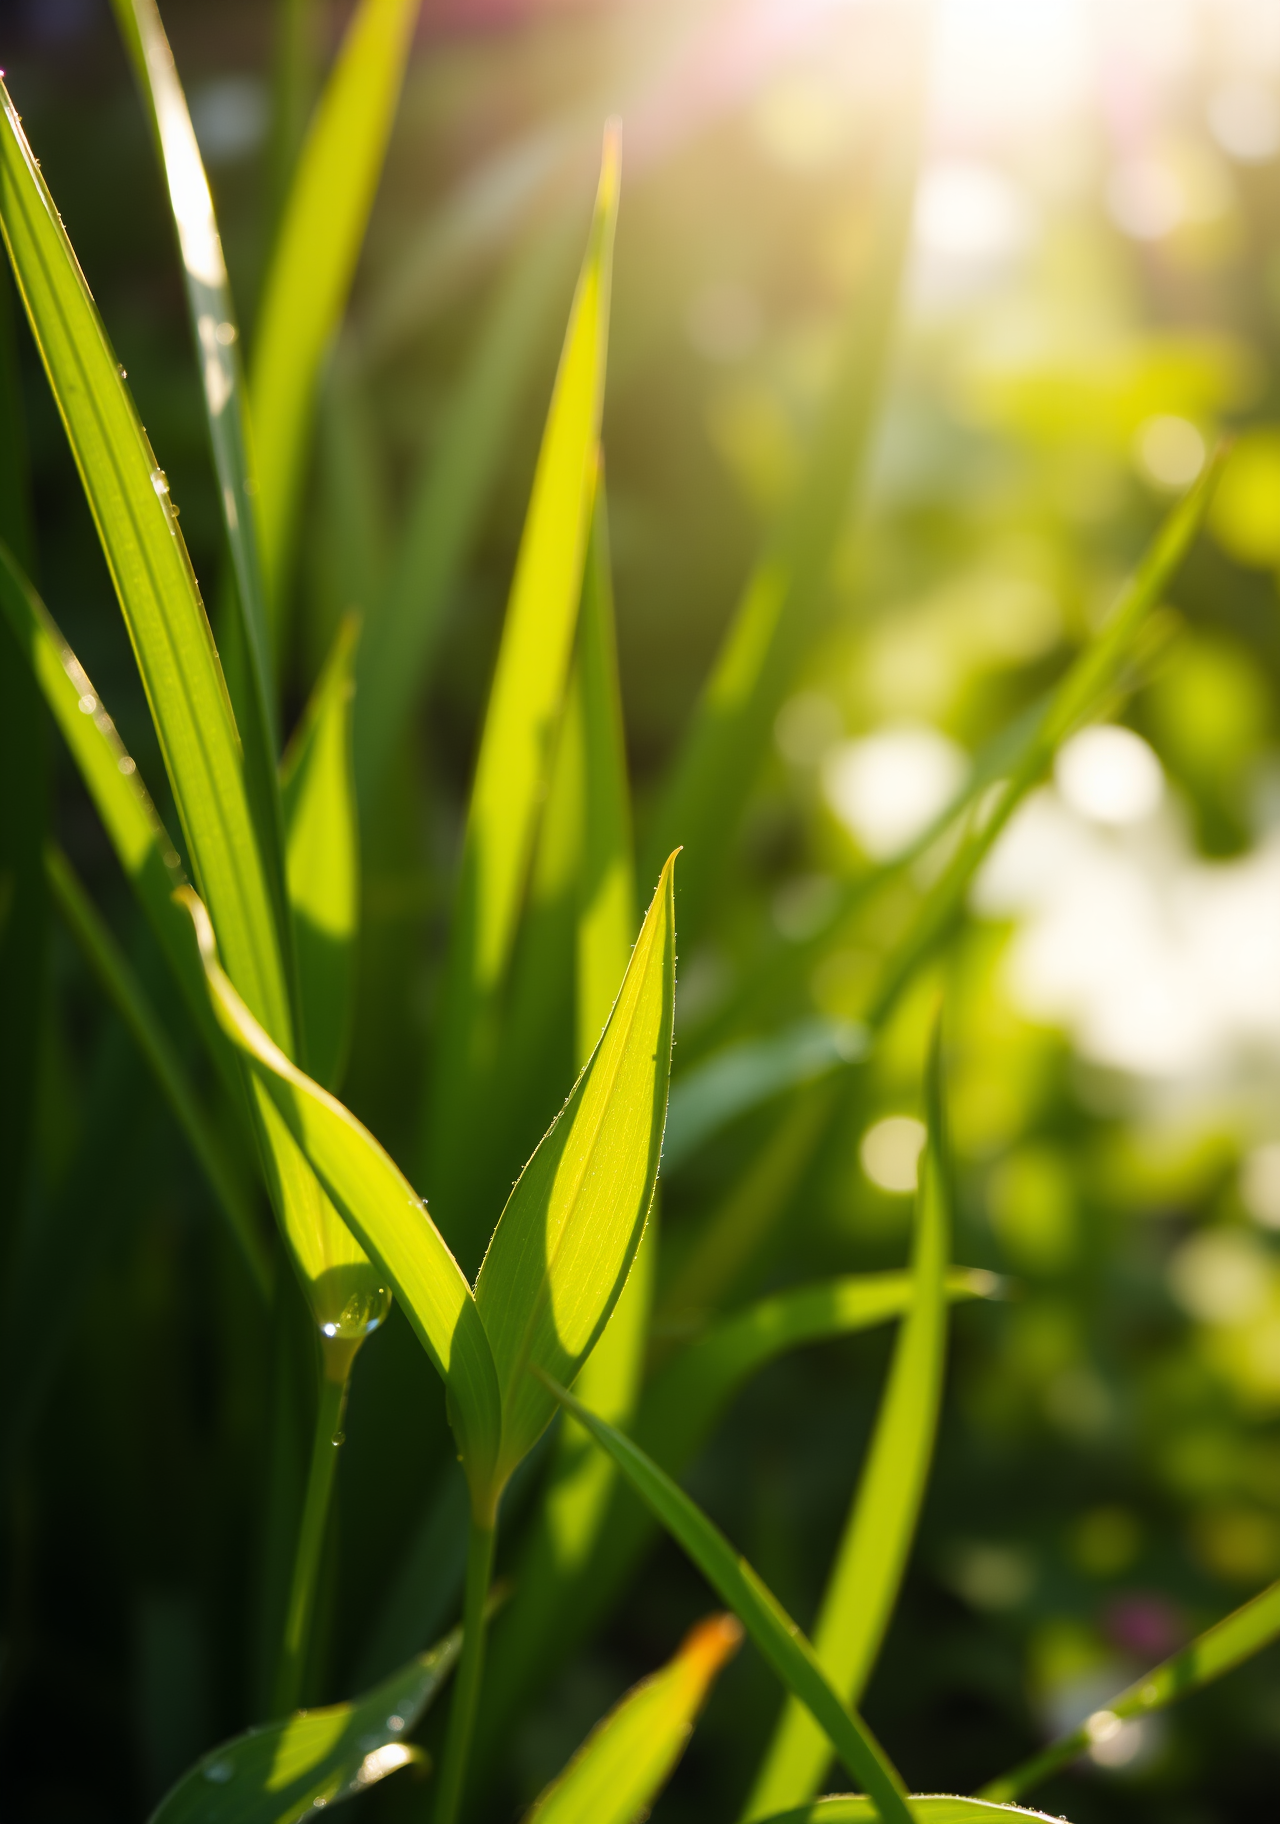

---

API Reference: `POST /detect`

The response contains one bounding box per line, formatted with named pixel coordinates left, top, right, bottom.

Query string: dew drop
left=331, top=1429, right=345, bottom=1447
left=77, top=693, right=96, bottom=714
left=215, top=320, right=237, bottom=346
left=204, top=1759, right=234, bottom=1784
left=321, top=1322, right=338, bottom=1338
left=117, top=755, right=136, bottom=776
left=117, top=364, right=127, bottom=379
left=386, top=1714, right=404, bottom=1733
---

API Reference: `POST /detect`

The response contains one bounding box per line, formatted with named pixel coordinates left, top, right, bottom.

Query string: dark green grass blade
left=251, top=0, right=419, bottom=639
left=863, top=454, right=1223, bottom=1033
left=979, top=1575, right=1280, bottom=1801
left=45, top=842, right=270, bottom=1296
left=111, top=0, right=291, bottom=971
left=0, top=80, right=293, bottom=1052
left=664, top=1018, right=867, bottom=1174
left=354, top=218, right=578, bottom=816
left=536, top=1374, right=914, bottom=1824
left=150, top=1626, right=460, bottom=1824
left=746, top=1024, right=953, bottom=1816
left=526, top=1614, right=742, bottom=1824
left=642, top=27, right=925, bottom=944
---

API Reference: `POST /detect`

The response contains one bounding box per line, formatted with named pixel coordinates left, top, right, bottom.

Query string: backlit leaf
left=525, top=1614, right=742, bottom=1824
left=474, top=850, right=676, bottom=1487
left=751, top=1802, right=1060, bottom=1824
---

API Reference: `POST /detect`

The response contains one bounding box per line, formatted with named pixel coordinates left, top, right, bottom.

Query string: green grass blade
left=751, top=1802, right=1060, bottom=1824
left=526, top=1614, right=743, bottom=1824
left=354, top=219, right=578, bottom=816
left=664, top=1018, right=867, bottom=1176
left=979, top=1575, right=1280, bottom=1802
left=746, top=1024, right=953, bottom=1818
left=150, top=1625, right=460, bottom=1824
left=281, top=615, right=360, bottom=1091
left=111, top=0, right=292, bottom=987
left=0, top=81, right=293, bottom=1053
left=424, top=129, right=619, bottom=1247
left=474, top=851, right=676, bottom=1487
left=180, top=889, right=502, bottom=1515
left=536, top=1373, right=914, bottom=1824
left=250, top=0, right=419, bottom=634
left=642, top=1268, right=986, bottom=1489
left=45, top=841, right=270, bottom=1297
left=863, top=455, right=1224, bottom=1033
left=642, top=52, right=924, bottom=943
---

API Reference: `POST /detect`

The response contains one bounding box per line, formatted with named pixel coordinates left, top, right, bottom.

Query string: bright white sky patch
left=824, top=724, right=968, bottom=859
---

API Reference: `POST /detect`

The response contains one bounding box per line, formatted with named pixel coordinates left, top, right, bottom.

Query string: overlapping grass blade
left=752, top=1802, right=1059, bottom=1824
left=979, top=1575, right=1280, bottom=1801
left=281, top=615, right=360, bottom=1091
left=525, top=1614, right=743, bottom=1824
left=0, top=81, right=293, bottom=1049
left=354, top=220, right=578, bottom=816
left=746, top=1023, right=953, bottom=1817
left=642, top=29, right=924, bottom=944
left=474, top=851, right=675, bottom=1486
left=180, top=889, right=502, bottom=1510
left=424, top=129, right=619, bottom=1258
left=45, top=842, right=269, bottom=1295
left=537, top=1373, right=914, bottom=1824
left=150, top=1624, right=461, bottom=1824
left=251, top=0, right=419, bottom=634
left=863, top=455, right=1223, bottom=1031
left=664, top=1017, right=867, bottom=1175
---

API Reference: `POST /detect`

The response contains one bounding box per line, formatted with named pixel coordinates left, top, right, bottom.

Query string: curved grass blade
left=424, top=128, right=619, bottom=1257
left=251, top=0, right=419, bottom=634
left=354, top=218, right=579, bottom=816
left=45, top=842, right=270, bottom=1297
left=979, top=1575, right=1280, bottom=1802
left=746, top=1023, right=953, bottom=1818
left=180, top=890, right=502, bottom=1513
left=525, top=1614, right=742, bottom=1824
left=281, top=615, right=360, bottom=1091
left=752, top=1802, right=1060, bottom=1824
left=150, top=1624, right=461, bottom=1824
left=474, top=851, right=675, bottom=1488
left=535, top=1373, right=914, bottom=1824
left=863, top=453, right=1224, bottom=1033
left=642, top=27, right=925, bottom=944
left=0, top=80, right=293, bottom=1052
left=664, top=1018, right=867, bottom=1176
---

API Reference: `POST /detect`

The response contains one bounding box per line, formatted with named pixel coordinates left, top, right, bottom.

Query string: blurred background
left=4, top=0, right=1280, bottom=1819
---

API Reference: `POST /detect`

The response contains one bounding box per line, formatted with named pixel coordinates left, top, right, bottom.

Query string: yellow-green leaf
left=180, top=890, right=502, bottom=1513
left=251, top=0, right=419, bottom=631
left=746, top=1023, right=952, bottom=1818
left=281, top=615, right=360, bottom=1091
left=151, top=1625, right=461, bottom=1824
left=424, top=129, right=619, bottom=1255
left=474, top=849, right=675, bottom=1488
left=525, top=1614, right=742, bottom=1824
left=0, top=78, right=292, bottom=1052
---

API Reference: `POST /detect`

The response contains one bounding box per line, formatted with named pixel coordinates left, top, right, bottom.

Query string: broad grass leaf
left=474, top=850, right=675, bottom=1487
left=281, top=615, right=360, bottom=1092
left=0, top=81, right=293, bottom=1052
left=45, top=843, right=270, bottom=1297
left=425, top=129, right=620, bottom=1258
left=746, top=1024, right=953, bottom=1818
left=354, top=221, right=579, bottom=816
left=150, top=1627, right=460, bottom=1824
left=180, top=890, right=502, bottom=1512
left=751, top=1803, right=1062, bottom=1824
left=643, top=48, right=924, bottom=944
left=525, top=1614, right=742, bottom=1824
left=536, top=1372, right=914, bottom=1824
left=251, top=0, right=419, bottom=631
left=663, top=1018, right=867, bottom=1176
left=980, top=1574, right=1280, bottom=1801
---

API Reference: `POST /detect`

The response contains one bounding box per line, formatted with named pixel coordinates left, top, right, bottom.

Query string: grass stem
left=433, top=1514, right=496, bottom=1824
left=272, top=1352, right=351, bottom=1715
